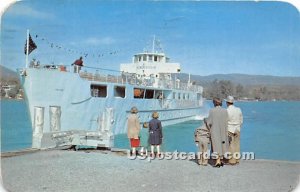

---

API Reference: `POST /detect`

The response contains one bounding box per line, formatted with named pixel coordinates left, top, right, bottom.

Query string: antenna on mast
left=152, top=35, right=156, bottom=53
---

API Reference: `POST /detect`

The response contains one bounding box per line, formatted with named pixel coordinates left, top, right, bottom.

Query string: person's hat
left=152, top=111, right=159, bottom=119
left=143, top=122, right=149, bottom=128
left=130, top=106, right=138, bottom=113
left=225, top=96, right=234, bottom=103
left=213, top=97, right=222, bottom=104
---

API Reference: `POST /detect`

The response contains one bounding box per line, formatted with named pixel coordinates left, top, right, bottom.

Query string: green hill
left=0, top=65, right=19, bottom=81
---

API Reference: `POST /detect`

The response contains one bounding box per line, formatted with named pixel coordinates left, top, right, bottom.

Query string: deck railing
left=27, top=64, right=203, bottom=92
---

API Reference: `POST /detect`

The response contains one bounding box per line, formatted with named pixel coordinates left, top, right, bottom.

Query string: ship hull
left=20, top=68, right=205, bottom=148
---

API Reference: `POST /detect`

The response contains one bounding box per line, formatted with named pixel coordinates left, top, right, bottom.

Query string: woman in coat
left=148, top=111, right=163, bottom=157
left=127, top=107, right=140, bottom=156
left=207, top=98, right=229, bottom=167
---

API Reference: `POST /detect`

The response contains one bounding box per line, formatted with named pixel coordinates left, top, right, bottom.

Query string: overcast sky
left=1, top=0, right=300, bottom=76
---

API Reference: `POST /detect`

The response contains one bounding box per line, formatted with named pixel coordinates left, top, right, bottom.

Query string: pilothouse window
left=145, top=89, right=154, bottom=99
left=91, top=84, right=107, bottom=97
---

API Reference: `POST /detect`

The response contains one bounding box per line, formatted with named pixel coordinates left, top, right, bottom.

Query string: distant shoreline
left=204, top=99, right=300, bottom=102
left=0, top=98, right=24, bottom=101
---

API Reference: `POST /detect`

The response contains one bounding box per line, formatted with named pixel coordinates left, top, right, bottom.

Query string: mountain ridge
left=0, top=65, right=19, bottom=80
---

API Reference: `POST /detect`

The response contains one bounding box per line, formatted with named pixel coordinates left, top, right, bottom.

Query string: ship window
left=187, top=94, right=190, bottom=100
left=145, top=89, right=154, bottom=99
left=183, top=93, right=186, bottom=100
left=178, top=93, right=181, bottom=99
left=91, top=84, right=107, bottom=97
left=155, top=91, right=163, bottom=99
left=173, top=92, right=176, bottom=99
left=143, top=55, right=147, bottom=61
left=114, top=86, right=125, bottom=98
left=134, top=88, right=144, bottom=99
left=149, top=55, right=153, bottom=62
left=154, top=56, right=158, bottom=62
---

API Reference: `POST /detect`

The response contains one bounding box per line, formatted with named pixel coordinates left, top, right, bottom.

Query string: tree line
left=203, top=79, right=300, bottom=101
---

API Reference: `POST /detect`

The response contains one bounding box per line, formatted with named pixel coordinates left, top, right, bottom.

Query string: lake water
left=1, top=100, right=300, bottom=161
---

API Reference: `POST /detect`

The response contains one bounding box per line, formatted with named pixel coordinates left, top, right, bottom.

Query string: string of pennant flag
left=24, top=33, right=120, bottom=59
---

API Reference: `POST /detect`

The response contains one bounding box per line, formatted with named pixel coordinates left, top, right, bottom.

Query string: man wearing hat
left=226, top=96, right=243, bottom=165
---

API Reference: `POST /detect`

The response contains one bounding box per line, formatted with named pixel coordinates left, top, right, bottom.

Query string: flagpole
left=26, top=29, right=29, bottom=68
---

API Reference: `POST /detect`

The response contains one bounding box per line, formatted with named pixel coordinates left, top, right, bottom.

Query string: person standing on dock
left=72, top=56, right=84, bottom=73
left=225, top=96, right=243, bottom=165
left=148, top=112, right=163, bottom=157
left=194, top=118, right=210, bottom=166
left=207, top=98, right=229, bottom=167
left=127, top=107, right=141, bottom=156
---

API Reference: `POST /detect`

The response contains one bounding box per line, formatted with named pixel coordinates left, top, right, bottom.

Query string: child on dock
left=194, top=118, right=210, bottom=166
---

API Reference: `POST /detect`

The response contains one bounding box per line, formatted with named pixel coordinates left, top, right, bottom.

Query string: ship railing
left=78, top=66, right=124, bottom=84
left=158, top=79, right=203, bottom=93
left=27, top=64, right=203, bottom=92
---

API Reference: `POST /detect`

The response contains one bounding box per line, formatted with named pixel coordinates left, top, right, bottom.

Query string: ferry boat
left=19, top=37, right=205, bottom=149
